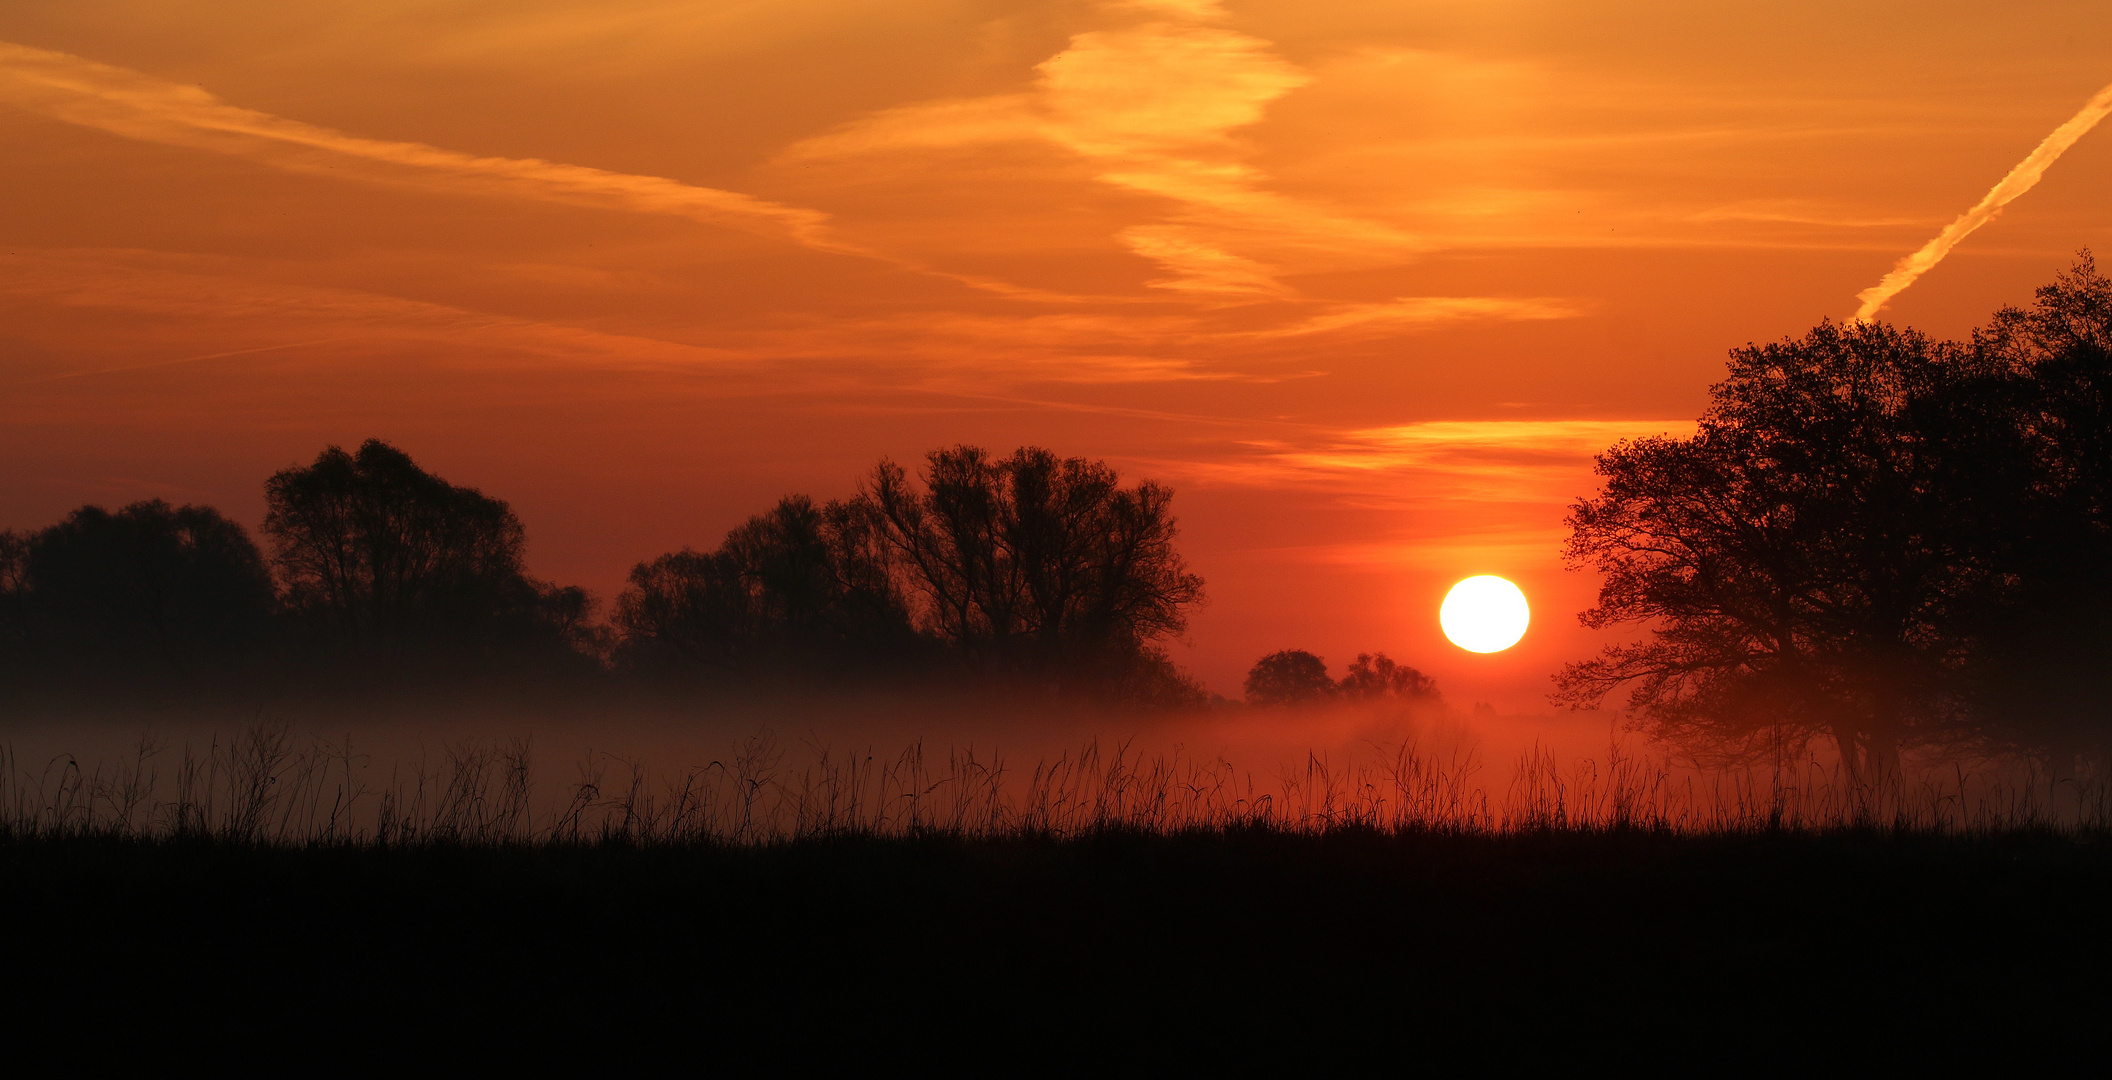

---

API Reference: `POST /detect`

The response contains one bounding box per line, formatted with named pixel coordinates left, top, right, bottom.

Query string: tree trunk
left=1833, top=721, right=1866, bottom=791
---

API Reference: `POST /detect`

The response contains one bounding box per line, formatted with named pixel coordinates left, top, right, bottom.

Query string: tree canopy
left=859, top=446, right=1204, bottom=691
left=263, top=439, right=588, bottom=667
left=616, top=445, right=1206, bottom=704
left=1243, top=649, right=1441, bottom=707
left=1339, top=653, right=1441, bottom=703
left=1243, top=649, right=1334, bottom=706
left=4, top=501, right=274, bottom=684
left=1557, top=254, right=2112, bottom=777
left=614, top=495, right=920, bottom=677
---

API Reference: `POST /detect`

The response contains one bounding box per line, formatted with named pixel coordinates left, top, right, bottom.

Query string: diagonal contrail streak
left=1855, top=81, right=2112, bottom=322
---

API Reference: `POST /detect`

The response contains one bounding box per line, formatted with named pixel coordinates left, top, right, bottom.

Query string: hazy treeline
left=1561, top=254, right=2112, bottom=778
left=1242, top=648, right=1441, bottom=708
left=0, top=442, right=1210, bottom=707
left=17, top=257, right=2112, bottom=769
left=0, top=441, right=598, bottom=703
left=615, top=446, right=1206, bottom=705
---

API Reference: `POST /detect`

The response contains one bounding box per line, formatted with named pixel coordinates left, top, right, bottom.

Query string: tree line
left=1559, top=254, right=2112, bottom=779
left=0, top=441, right=1208, bottom=707
left=614, top=445, right=1207, bottom=704
left=1242, top=649, right=1441, bottom=707
left=14, top=256, right=2111, bottom=747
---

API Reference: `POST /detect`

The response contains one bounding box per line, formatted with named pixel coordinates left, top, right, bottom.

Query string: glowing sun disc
left=1440, top=576, right=1530, bottom=653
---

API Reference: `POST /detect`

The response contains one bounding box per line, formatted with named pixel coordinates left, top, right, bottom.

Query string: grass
left=6, top=825, right=2109, bottom=1063
left=8, top=721, right=2112, bottom=843
left=5, top=725, right=2110, bottom=1061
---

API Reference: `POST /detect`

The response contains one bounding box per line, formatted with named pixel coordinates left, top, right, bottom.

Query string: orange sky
left=5, top=0, right=2112, bottom=706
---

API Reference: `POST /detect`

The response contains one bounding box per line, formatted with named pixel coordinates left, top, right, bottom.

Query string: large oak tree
left=1555, top=320, right=2008, bottom=782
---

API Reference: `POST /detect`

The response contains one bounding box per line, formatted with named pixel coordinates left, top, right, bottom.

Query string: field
left=8, top=827, right=2110, bottom=1064
left=4, top=718, right=2110, bottom=1063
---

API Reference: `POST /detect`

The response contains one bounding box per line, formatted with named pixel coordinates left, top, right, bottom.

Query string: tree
left=614, top=495, right=920, bottom=677
left=263, top=439, right=587, bottom=664
left=1338, top=652, right=1441, bottom=703
left=1553, top=320, right=2003, bottom=782
left=12, top=501, right=274, bottom=681
left=1244, top=650, right=1334, bottom=706
left=857, top=446, right=1205, bottom=697
left=1952, top=254, right=2112, bottom=765
left=0, top=530, right=26, bottom=656
left=616, top=445, right=1206, bottom=703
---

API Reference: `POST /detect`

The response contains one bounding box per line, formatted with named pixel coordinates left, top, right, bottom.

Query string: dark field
left=8, top=827, right=2109, bottom=1064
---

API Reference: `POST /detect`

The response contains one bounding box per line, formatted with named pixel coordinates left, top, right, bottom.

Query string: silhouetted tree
left=614, top=495, right=920, bottom=678
left=12, top=501, right=274, bottom=682
left=1245, top=649, right=1334, bottom=706
left=263, top=439, right=589, bottom=668
left=1339, top=652, right=1441, bottom=703
left=857, top=446, right=1205, bottom=700
left=617, top=446, right=1206, bottom=704
left=1952, top=254, right=2112, bottom=767
left=1553, top=320, right=2004, bottom=782
left=0, top=530, right=25, bottom=657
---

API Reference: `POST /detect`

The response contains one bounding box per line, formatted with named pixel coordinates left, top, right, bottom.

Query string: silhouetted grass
left=8, top=722, right=2111, bottom=844
left=6, top=725, right=2108, bottom=1062
left=5, top=820, right=2109, bottom=1064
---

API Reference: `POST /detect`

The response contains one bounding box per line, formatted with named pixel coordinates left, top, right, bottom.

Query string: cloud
left=1256, top=296, right=1584, bottom=337
left=1686, top=200, right=1933, bottom=228
left=1278, top=419, right=1695, bottom=467
left=0, top=40, right=1163, bottom=305
left=1128, top=418, right=1700, bottom=575
left=1174, top=419, right=1697, bottom=500
left=1854, top=80, right=2112, bottom=322
left=0, top=248, right=748, bottom=378
left=783, top=3, right=1421, bottom=296
left=0, top=33, right=1576, bottom=373
left=1, top=245, right=1580, bottom=395
left=0, top=41, right=846, bottom=249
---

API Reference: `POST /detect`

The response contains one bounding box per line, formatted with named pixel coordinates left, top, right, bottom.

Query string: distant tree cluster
left=0, top=440, right=1207, bottom=709
left=0, top=501, right=274, bottom=686
left=265, top=440, right=593, bottom=669
left=1559, top=253, right=2112, bottom=779
left=0, top=440, right=594, bottom=702
left=616, top=446, right=1208, bottom=706
left=1243, top=649, right=1441, bottom=707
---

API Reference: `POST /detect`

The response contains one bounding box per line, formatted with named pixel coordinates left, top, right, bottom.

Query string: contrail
left=1854, top=80, right=2112, bottom=322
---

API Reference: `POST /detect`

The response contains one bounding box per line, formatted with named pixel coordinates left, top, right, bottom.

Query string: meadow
left=9, top=703, right=2111, bottom=842
left=4, top=707, right=2108, bottom=1061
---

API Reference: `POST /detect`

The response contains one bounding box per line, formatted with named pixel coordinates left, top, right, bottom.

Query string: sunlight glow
left=1439, top=575, right=1529, bottom=653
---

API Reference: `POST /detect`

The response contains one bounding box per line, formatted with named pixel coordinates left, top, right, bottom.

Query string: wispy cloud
left=1687, top=200, right=1934, bottom=228
left=1178, top=419, right=1696, bottom=499
left=1274, top=419, right=1694, bottom=468
left=1854, top=79, right=2112, bottom=321
left=0, top=248, right=748, bottom=379
left=0, top=42, right=847, bottom=248
left=0, top=40, right=1156, bottom=304
left=784, top=2, right=1420, bottom=296
left=1130, top=418, right=1697, bottom=572
left=0, top=30, right=1573, bottom=371
left=1255, top=297, right=1584, bottom=338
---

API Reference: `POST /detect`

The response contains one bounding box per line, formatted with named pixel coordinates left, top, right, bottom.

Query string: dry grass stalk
left=3, top=723, right=2107, bottom=846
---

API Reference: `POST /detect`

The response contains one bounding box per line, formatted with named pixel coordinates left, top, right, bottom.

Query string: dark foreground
left=5, top=828, right=2108, bottom=1063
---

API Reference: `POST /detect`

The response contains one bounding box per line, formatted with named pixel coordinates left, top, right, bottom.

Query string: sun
left=1440, top=576, right=1530, bottom=653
